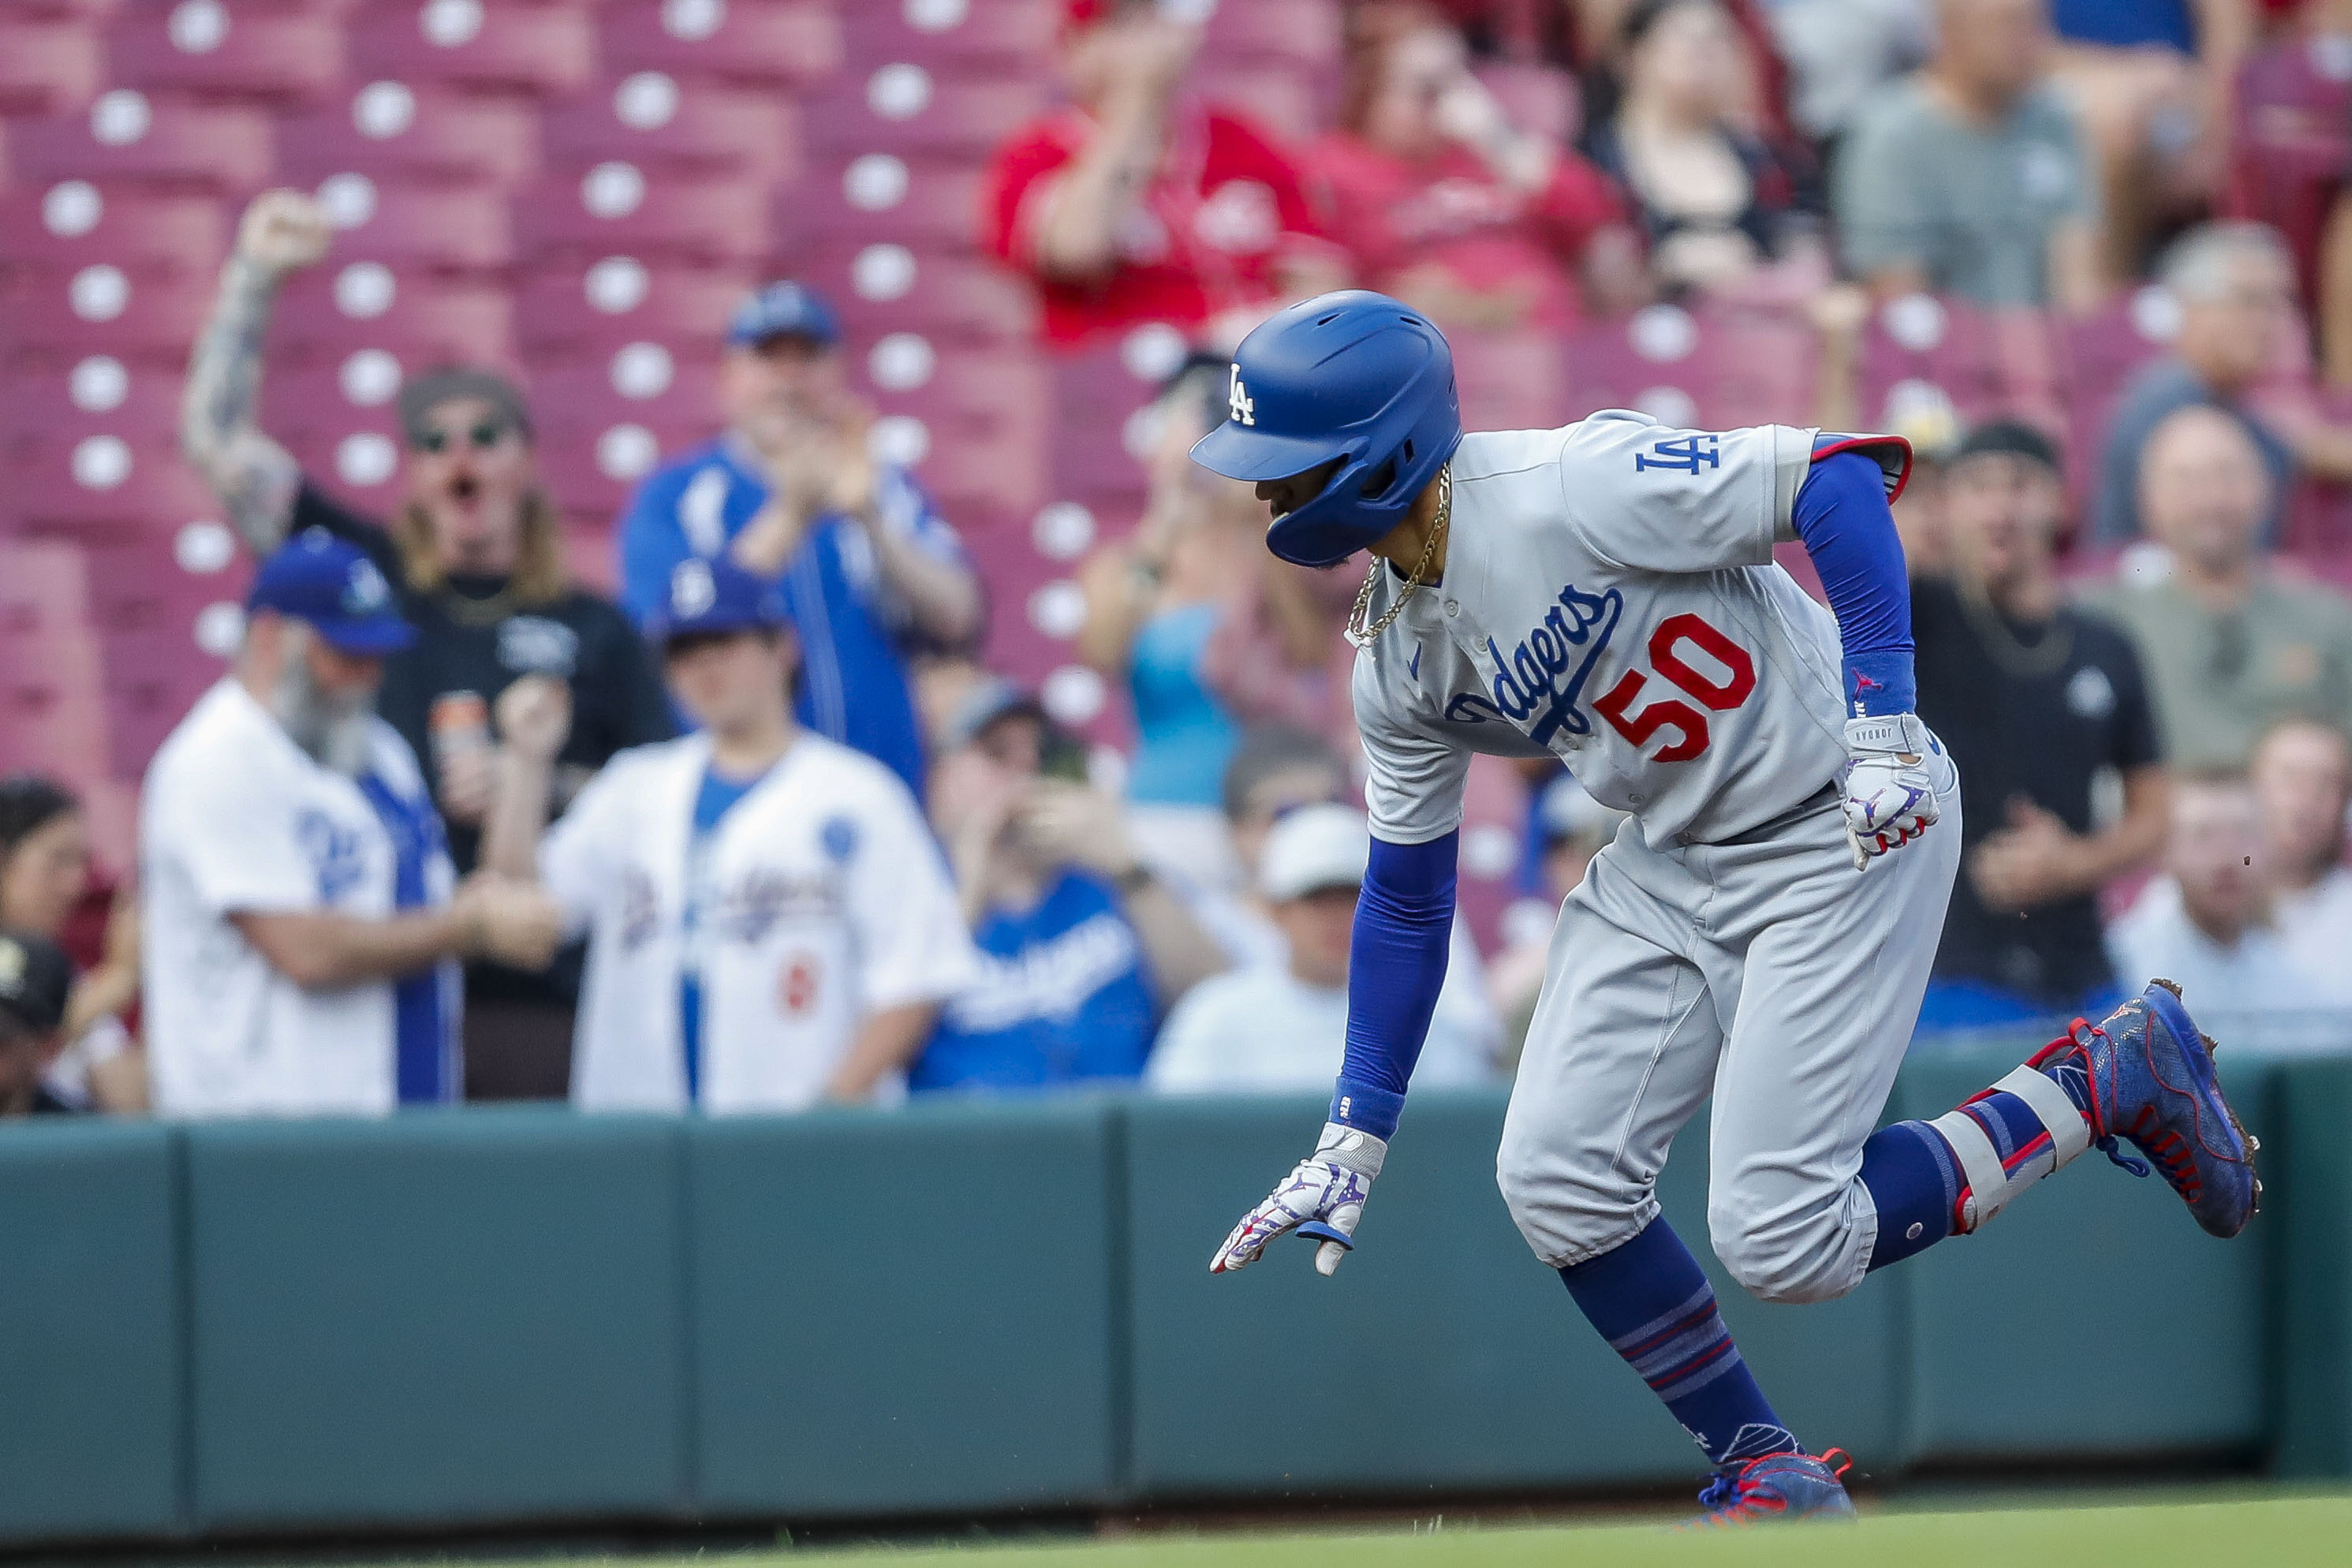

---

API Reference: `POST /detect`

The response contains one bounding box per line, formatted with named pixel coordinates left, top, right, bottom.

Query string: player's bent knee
left=1496, top=1141, right=1654, bottom=1265
left=1708, top=1208, right=1861, bottom=1306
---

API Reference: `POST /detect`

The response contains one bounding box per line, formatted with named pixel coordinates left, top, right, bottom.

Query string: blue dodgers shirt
left=678, top=762, right=770, bottom=1103
left=910, top=869, right=1157, bottom=1092
left=354, top=770, right=459, bottom=1104
left=616, top=437, right=965, bottom=797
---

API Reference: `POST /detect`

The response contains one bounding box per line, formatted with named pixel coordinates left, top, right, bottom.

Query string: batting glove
left=1841, top=713, right=1939, bottom=871
left=1209, top=1122, right=1387, bottom=1278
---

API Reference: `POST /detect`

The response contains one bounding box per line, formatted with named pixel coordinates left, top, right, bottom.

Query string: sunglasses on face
left=413, top=420, right=510, bottom=455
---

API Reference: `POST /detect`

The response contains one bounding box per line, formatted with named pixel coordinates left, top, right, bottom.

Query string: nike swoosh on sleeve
left=1409, top=644, right=1421, bottom=681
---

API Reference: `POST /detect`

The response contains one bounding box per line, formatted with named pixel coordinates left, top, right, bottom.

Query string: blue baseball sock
left=1862, top=1059, right=2095, bottom=1270
left=1559, top=1218, right=1798, bottom=1466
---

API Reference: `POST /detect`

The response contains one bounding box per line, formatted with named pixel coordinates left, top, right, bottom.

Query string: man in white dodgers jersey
left=1191, top=292, right=2260, bottom=1524
left=480, top=554, right=978, bottom=1113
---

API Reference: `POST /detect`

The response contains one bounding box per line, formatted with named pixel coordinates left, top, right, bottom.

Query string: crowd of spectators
left=12, top=0, right=2352, bottom=1122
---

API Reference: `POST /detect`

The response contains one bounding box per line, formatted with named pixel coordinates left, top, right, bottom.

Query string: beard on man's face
left=271, top=627, right=375, bottom=778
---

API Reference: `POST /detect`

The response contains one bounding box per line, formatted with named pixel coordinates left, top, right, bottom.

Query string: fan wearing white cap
left=1145, top=805, right=1493, bottom=1093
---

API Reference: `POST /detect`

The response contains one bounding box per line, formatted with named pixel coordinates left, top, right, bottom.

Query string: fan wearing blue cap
left=480, top=554, right=980, bottom=1114
left=182, top=189, right=678, bottom=1099
left=138, top=529, right=566, bottom=1119
left=613, top=278, right=983, bottom=799
left=1189, top=289, right=2259, bottom=1527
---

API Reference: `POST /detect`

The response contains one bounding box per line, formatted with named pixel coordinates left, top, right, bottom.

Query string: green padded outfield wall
left=0, top=1052, right=2328, bottom=1547
left=2276, top=1056, right=2352, bottom=1477
left=0, top=1121, right=182, bottom=1541
left=183, top=1111, right=689, bottom=1531
left=1889, top=1051, right=2274, bottom=1465
left=1122, top=1090, right=1906, bottom=1499
left=689, top=1096, right=1119, bottom=1517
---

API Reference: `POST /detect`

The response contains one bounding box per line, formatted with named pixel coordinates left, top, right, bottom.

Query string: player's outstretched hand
left=1841, top=713, right=1939, bottom=871
left=1209, top=1122, right=1386, bottom=1278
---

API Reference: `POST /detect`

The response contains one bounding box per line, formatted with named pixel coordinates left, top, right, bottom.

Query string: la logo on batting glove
left=1841, top=712, right=1939, bottom=870
left=1211, top=1122, right=1387, bottom=1277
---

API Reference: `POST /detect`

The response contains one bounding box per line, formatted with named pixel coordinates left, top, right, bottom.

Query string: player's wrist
left=1330, top=1077, right=1406, bottom=1142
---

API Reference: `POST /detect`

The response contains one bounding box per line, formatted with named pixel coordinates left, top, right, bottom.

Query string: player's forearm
left=233, top=906, right=475, bottom=990
left=864, top=514, right=983, bottom=644
left=480, top=752, right=556, bottom=881
left=1332, top=831, right=1459, bottom=1141
left=823, top=1001, right=940, bottom=1100
left=2084, top=767, right=2170, bottom=888
left=728, top=495, right=813, bottom=577
left=1031, top=85, right=1167, bottom=277
left=1794, top=450, right=1915, bottom=716
left=1121, top=872, right=1229, bottom=1002
left=183, top=256, right=300, bottom=551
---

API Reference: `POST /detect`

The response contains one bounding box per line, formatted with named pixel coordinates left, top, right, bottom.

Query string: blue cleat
left=2031, top=980, right=2261, bottom=1238
left=1688, top=1447, right=1856, bottom=1527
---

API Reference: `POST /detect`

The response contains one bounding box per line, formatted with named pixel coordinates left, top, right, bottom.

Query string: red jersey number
left=1592, top=614, right=1758, bottom=763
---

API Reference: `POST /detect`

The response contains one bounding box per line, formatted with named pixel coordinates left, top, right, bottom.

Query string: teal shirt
left=1125, top=603, right=1239, bottom=808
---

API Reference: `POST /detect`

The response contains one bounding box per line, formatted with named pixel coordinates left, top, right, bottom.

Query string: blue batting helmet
left=1189, top=291, right=1462, bottom=568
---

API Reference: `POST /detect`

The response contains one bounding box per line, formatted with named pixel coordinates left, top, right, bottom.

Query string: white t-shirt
left=544, top=730, right=980, bottom=1113
left=2272, top=866, right=2352, bottom=1007
left=2107, top=878, right=2352, bottom=1054
left=140, top=680, right=452, bottom=1117
left=1188, top=887, right=1502, bottom=1070
left=1351, top=413, right=1848, bottom=850
left=1145, top=963, right=1497, bottom=1093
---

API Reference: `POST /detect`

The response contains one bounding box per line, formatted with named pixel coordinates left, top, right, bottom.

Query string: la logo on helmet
left=1228, top=364, right=1255, bottom=427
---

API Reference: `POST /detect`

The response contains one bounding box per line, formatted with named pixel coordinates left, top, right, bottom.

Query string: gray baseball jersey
left=1359, top=410, right=1962, bottom=1304
left=1355, top=412, right=1851, bottom=850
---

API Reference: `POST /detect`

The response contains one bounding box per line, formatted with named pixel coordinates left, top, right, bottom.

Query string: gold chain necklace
left=1345, top=466, right=1450, bottom=650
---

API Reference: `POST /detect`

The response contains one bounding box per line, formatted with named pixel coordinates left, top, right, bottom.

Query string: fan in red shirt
left=1309, top=3, right=1643, bottom=331
left=980, top=0, right=1346, bottom=350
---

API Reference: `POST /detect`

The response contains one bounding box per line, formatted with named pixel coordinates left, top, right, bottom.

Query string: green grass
left=704, top=1492, right=2352, bottom=1567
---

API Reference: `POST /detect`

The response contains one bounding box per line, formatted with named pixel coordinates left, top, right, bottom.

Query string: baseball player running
left=1194, top=293, right=2260, bottom=1524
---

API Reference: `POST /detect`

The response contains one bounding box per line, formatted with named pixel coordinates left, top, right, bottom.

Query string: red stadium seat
left=512, top=165, right=776, bottom=263
left=528, top=353, right=722, bottom=444
left=797, top=244, right=1037, bottom=344
left=0, top=644, right=111, bottom=787
left=801, top=68, right=1045, bottom=159
left=540, top=74, right=799, bottom=179
left=1855, top=292, right=2005, bottom=431
left=1562, top=304, right=1721, bottom=427
left=0, top=183, right=226, bottom=274
left=599, top=0, right=841, bottom=88
left=106, top=3, right=346, bottom=103
left=838, top=0, right=1055, bottom=74
left=514, top=259, right=754, bottom=358
left=533, top=418, right=711, bottom=513
left=1202, top=0, right=1342, bottom=73
left=9, top=444, right=217, bottom=541
left=1452, top=327, right=1569, bottom=433
left=309, top=177, right=513, bottom=271
left=792, top=156, right=990, bottom=255
left=0, top=264, right=216, bottom=364
left=274, top=80, right=539, bottom=187
left=345, top=0, right=594, bottom=95
left=0, top=13, right=103, bottom=116
left=0, top=540, right=94, bottom=637
left=7, top=92, right=273, bottom=190
left=271, top=265, right=517, bottom=368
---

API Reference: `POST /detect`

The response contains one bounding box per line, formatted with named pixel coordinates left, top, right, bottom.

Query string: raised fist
left=235, top=189, right=333, bottom=277
left=494, top=675, right=573, bottom=765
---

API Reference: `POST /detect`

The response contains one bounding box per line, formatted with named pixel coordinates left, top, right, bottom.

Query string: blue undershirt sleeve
left=1330, top=830, right=1458, bottom=1141
left=1793, top=450, right=1916, bottom=718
